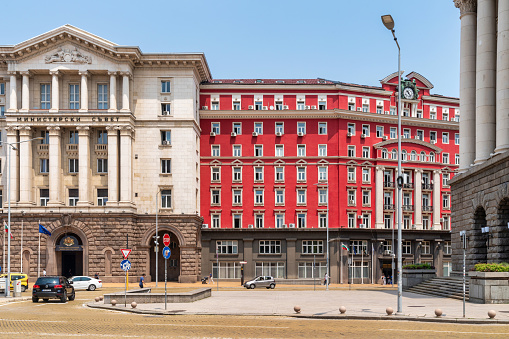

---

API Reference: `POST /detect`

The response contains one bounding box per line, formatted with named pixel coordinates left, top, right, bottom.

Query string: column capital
left=454, top=0, right=477, bottom=16
left=119, top=125, right=134, bottom=137
left=119, top=71, right=132, bottom=78
left=108, top=71, right=118, bottom=76
left=78, top=71, right=89, bottom=77
left=415, top=168, right=423, bottom=174
left=19, top=71, right=30, bottom=77
left=76, top=125, right=90, bottom=133
left=47, top=126, right=61, bottom=135
left=6, top=125, right=19, bottom=134
left=106, top=125, right=118, bottom=131
left=433, top=170, right=442, bottom=175
left=7, top=71, right=17, bottom=76
left=49, top=70, right=60, bottom=77
left=18, top=126, right=32, bottom=136
left=375, top=166, right=385, bottom=171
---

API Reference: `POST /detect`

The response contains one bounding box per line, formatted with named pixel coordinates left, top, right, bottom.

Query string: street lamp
left=314, top=182, right=329, bottom=290
left=4, top=136, right=43, bottom=297
left=382, top=14, right=403, bottom=314
left=154, top=189, right=162, bottom=288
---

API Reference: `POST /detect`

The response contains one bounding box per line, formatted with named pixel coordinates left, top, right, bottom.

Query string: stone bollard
left=95, top=297, right=100, bottom=302
left=386, top=307, right=393, bottom=316
left=339, top=306, right=346, bottom=314
left=294, top=306, right=301, bottom=314
left=488, top=310, right=496, bottom=319
left=435, top=309, right=442, bottom=317
left=99, top=296, right=104, bottom=301
left=131, top=302, right=137, bottom=309
left=111, top=299, right=117, bottom=306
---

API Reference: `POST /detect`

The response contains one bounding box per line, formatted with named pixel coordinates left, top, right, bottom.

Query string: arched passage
left=471, top=207, right=488, bottom=264
left=496, top=198, right=509, bottom=262
left=55, top=233, right=84, bottom=277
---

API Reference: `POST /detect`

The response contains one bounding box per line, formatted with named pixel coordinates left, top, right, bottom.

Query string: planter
left=468, top=271, right=509, bottom=304
left=402, top=269, right=436, bottom=289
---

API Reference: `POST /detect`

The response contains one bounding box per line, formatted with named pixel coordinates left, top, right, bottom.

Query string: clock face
left=403, top=87, right=414, bottom=99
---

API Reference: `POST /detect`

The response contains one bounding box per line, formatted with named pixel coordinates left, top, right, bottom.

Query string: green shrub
left=402, top=263, right=434, bottom=270
left=474, top=263, right=509, bottom=272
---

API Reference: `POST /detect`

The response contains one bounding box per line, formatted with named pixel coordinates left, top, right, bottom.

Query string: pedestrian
left=209, top=272, right=213, bottom=284
left=42, top=269, right=46, bottom=277
left=139, top=273, right=146, bottom=288
left=324, top=273, right=328, bottom=286
left=94, top=273, right=99, bottom=280
left=382, top=275, right=386, bottom=285
left=68, top=269, right=72, bottom=278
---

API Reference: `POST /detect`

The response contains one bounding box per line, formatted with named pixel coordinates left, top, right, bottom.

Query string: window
left=416, top=110, right=423, bottom=118
left=0, top=83, right=4, bottom=95
left=422, top=241, right=431, bottom=255
left=254, top=189, right=264, bottom=205
left=348, top=190, right=356, bottom=204
left=275, top=189, right=284, bottom=205
left=298, top=261, right=325, bottom=279
left=362, top=104, right=369, bottom=112
left=390, top=107, right=396, bottom=115
left=455, top=133, right=459, bottom=145
left=161, top=189, right=171, bottom=208
left=97, top=158, right=108, bottom=173
left=211, top=101, right=219, bottom=110
left=376, top=105, right=383, bottom=114
left=211, top=167, right=220, bottom=181
left=161, top=103, right=171, bottom=115
left=392, top=149, right=397, bottom=160
left=402, top=241, right=412, bottom=254
left=443, top=112, right=449, bottom=121
left=97, top=130, right=107, bottom=144
left=233, top=214, right=242, bottom=228
left=347, top=145, right=355, bottom=157
left=429, top=152, right=435, bottom=162
left=362, top=190, right=370, bottom=205
left=348, top=213, right=356, bottom=228
left=233, top=189, right=242, bottom=204
left=430, top=111, right=436, bottom=120
left=211, top=214, right=220, bottom=228
left=297, top=122, right=306, bottom=134
left=297, top=144, right=306, bottom=157
left=403, top=215, right=411, bottom=230
left=40, top=159, right=49, bottom=173
left=403, top=129, right=410, bottom=139
left=402, top=150, right=408, bottom=161
left=347, top=167, right=355, bottom=182
left=455, top=154, right=460, bottom=165
left=233, top=145, right=241, bottom=157
left=318, top=189, right=327, bottom=204
left=0, top=190, right=2, bottom=206
left=444, top=241, right=452, bottom=255
left=233, top=101, right=241, bottom=110
left=275, top=167, right=284, bottom=181
left=319, top=213, right=327, bottom=228
left=41, top=84, right=51, bottom=109
left=161, top=131, right=171, bottom=145
left=410, top=150, right=417, bottom=161
left=318, top=167, right=327, bottom=181
left=252, top=100, right=262, bottom=110
left=429, top=131, right=437, bottom=143
left=259, top=240, right=281, bottom=254
left=161, top=81, right=171, bottom=93
left=376, top=126, right=384, bottom=138
left=275, top=101, right=283, bottom=110
left=69, top=189, right=79, bottom=206
left=275, top=145, right=284, bottom=157
left=254, top=122, right=263, bottom=134
left=362, top=124, right=370, bottom=136
left=422, top=194, right=430, bottom=207
left=254, top=167, right=263, bottom=182
left=97, top=188, right=108, bottom=206
left=442, top=132, right=449, bottom=144
left=361, top=214, right=370, bottom=228
left=211, top=123, right=220, bottom=134
left=211, top=189, right=220, bottom=205
left=0, top=105, right=4, bottom=117
left=384, top=192, right=392, bottom=206
left=318, top=145, right=327, bottom=157
left=443, top=216, right=450, bottom=230
left=97, top=84, right=108, bottom=109
left=319, top=101, right=327, bottom=110
left=69, top=84, right=79, bottom=109
left=347, top=123, right=355, bottom=135
left=352, top=240, right=368, bottom=254
left=233, top=167, right=242, bottom=182
left=40, top=130, right=49, bottom=144
left=384, top=215, right=392, bottom=229
left=68, top=159, right=79, bottom=174
left=443, top=194, right=450, bottom=209
left=69, top=131, right=79, bottom=144
left=318, top=122, right=327, bottom=134
left=420, top=151, right=426, bottom=161
left=233, top=122, right=241, bottom=134
left=362, top=168, right=370, bottom=183
left=390, top=127, right=397, bottom=139
left=443, top=153, right=449, bottom=164
left=297, top=167, right=306, bottom=181
left=416, top=130, right=424, bottom=141
left=302, top=240, right=322, bottom=254
left=297, top=189, right=306, bottom=204
left=296, top=101, right=305, bottom=110
left=217, top=240, right=238, bottom=254
left=275, top=214, right=285, bottom=228
left=211, top=145, right=220, bottom=157
left=422, top=216, right=430, bottom=230
left=275, top=122, right=284, bottom=134
left=40, top=188, right=49, bottom=206
left=348, top=102, right=355, bottom=111
left=443, top=173, right=450, bottom=186
left=362, top=147, right=370, bottom=158
left=161, top=159, right=171, bottom=174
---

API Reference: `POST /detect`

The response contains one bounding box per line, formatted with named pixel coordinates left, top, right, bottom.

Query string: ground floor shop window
left=255, top=262, right=285, bottom=278
left=348, top=261, right=369, bottom=282
left=298, top=262, right=326, bottom=279
left=443, top=261, right=451, bottom=277
left=212, top=262, right=241, bottom=279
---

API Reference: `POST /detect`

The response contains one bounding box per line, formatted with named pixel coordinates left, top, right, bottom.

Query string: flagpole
left=20, top=219, right=23, bottom=273
left=2, top=222, right=5, bottom=274
left=38, top=220, right=41, bottom=277
left=361, top=243, right=364, bottom=284
left=340, top=242, right=343, bottom=284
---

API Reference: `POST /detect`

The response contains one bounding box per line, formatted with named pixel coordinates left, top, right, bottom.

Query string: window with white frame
left=319, top=213, right=327, bottom=228
left=211, top=101, right=219, bottom=110
left=347, top=123, right=355, bottom=135
left=40, top=84, right=51, bottom=109
left=348, top=101, right=355, bottom=111
left=362, top=190, right=370, bottom=205
left=443, top=153, right=449, bottom=164
left=383, top=240, right=392, bottom=253
left=416, top=110, right=423, bottom=118
left=443, top=194, right=450, bottom=209
left=318, top=145, right=327, bottom=156
left=275, top=189, right=284, bottom=205
left=297, top=122, right=306, bottom=134
left=275, top=122, right=284, bottom=134
left=362, top=104, right=369, bottom=112
left=442, top=173, right=450, bottom=187
left=416, top=130, right=424, bottom=141
left=423, top=215, right=430, bottom=230
left=430, top=110, right=436, bottom=120
left=318, top=101, right=327, bottom=110
left=429, top=131, right=437, bottom=143
left=403, top=215, right=411, bottom=230
left=297, top=167, right=306, bottom=181
left=443, top=216, right=450, bottom=230
left=384, top=214, right=392, bottom=229
left=97, top=188, right=108, bottom=206
left=69, top=84, right=80, bottom=109
left=254, top=145, right=263, bottom=157
left=392, top=149, right=397, bottom=160
left=254, top=189, right=264, bottom=205
left=362, top=147, right=370, bottom=158
left=254, top=167, right=263, bottom=182
left=211, top=167, right=220, bottom=182
left=161, top=189, right=171, bottom=208
left=275, top=167, right=284, bottom=181
left=211, top=189, right=220, bottom=205
left=352, top=240, right=368, bottom=254
left=376, top=105, right=383, bottom=114
left=297, top=144, right=306, bottom=157
left=318, top=189, right=327, bottom=204
left=233, top=122, right=241, bottom=134
left=318, top=167, right=327, bottom=181
left=455, top=133, right=459, bottom=145
left=233, top=101, right=241, bottom=110
left=259, top=240, right=281, bottom=254
left=347, top=167, right=355, bottom=182
left=68, top=158, right=79, bottom=174
left=302, top=240, right=323, bottom=254
left=233, top=167, right=242, bottom=182
left=40, top=188, right=49, bottom=206
left=348, top=145, right=355, bottom=157
left=390, top=107, right=396, bottom=115
left=217, top=240, right=238, bottom=254
left=444, top=241, right=452, bottom=255
left=255, top=213, right=265, bottom=228
left=390, top=127, right=397, bottom=139
left=362, top=124, right=369, bottom=136
left=297, top=213, right=306, bottom=228
left=233, top=145, right=241, bottom=157
left=422, top=193, right=430, bottom=207
left=275, top=101, right=283, bottom=110
left=211, top=123, right=220, bottom=134
left=422, top=241, right=431, bottom=255
left=233, top=189, right=242, bottom=204
left=297, top=189, right=306, bottom=204
left=403, top=128, right=410, bottom=139
left=97, top=158, right=108, bottom=173
left=443, top=112, right=449, bottom=121
left=442, top=132, right=449, bottom=144
left=455, top=154, right=460, bottom=165
left=402, top=241, right=412, bottom=254
left=361, top=214, right=370, bottom=228
left=348, top=213, right=355, bottom=228
left=254, top=122, right=263, bottom=134
left=97, top=84, right=108, bottom=109
left=318, top=122, right=327, bottom=134
left=211, top=145, right=220, bottom=157
left=348, top=190, right=356, bottom=204
left=297, top=101, right=305, bottom=110
left=275, top=213, right=285, bottom=228
left=161, top=81, right=171, bottom=93
left=362, top=168, right=370, bottom=183
left=161, top=159, right=171, bottom=174
left=376, top=126, right=384, bottom=138
left=68, top=188, right=79, bottom=206
left=255, top=101, right=263, bottom=110
left=233, top=214, right=242, bottom=228
left=211, top=214, right=220, bottom=228
left=161, top=103, right=171, bottom=115
left=275, top=145, right=284, bottom=157
left=384, top=192, right=392, bottom=206
left=161, top=131, right=171, bottom=145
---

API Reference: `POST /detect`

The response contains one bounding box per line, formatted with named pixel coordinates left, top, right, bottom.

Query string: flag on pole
left=4, top=221, right=13, bottom=239
left=341, top=243, right=349, bottom=251
left=39, top=224, right=51, bottom=236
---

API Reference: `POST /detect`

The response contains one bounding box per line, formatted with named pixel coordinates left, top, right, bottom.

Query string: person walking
left=42, top=269, right=46, bottom=277
left=324, top=273, right=329, bottom=286
left=139, top=274, right=146, bottom=288
left=209, top=272, right=213, bottom=284
left=94, top=273, right=99, bottom=280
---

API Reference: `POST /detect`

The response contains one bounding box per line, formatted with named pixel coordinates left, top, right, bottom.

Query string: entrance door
left=62, top=251, right=83, bottom=277
left=56, top=234, right=84, bottom=277
left=150, top=231, right=180, bottom=282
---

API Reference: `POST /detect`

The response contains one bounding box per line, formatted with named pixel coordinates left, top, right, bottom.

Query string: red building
left=199, top=72, right=459, bottom=284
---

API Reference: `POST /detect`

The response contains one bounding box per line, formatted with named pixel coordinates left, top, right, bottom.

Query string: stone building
left=451, top=0, right=509, bottom=272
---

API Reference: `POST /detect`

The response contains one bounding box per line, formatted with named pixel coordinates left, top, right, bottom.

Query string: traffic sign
left=120, top=259, right=131, bottom=271
left=163, top=234, right=170, bottom=247
left=239, top=261, right=247, bottom=264
left=121, top=249, right=132, bottom=259
left=162, top=246, right=171, bottom=259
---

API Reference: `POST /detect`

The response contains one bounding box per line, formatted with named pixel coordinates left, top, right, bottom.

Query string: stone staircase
left=405, top=277, right=469, bottom=300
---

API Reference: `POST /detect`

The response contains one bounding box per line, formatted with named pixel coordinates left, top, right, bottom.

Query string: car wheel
left=32, top=297, right=39, bottom=303
left=21, top=285, right=27, bottom=292
left=270, top=283, right=275, bottom=289
left=68, top=290, right=75, bottom=301
left=60, top=291, right=67, bottom=303
left=249, top=284, right=255, bottom=289
left=88, top=284, right=96, bottom=291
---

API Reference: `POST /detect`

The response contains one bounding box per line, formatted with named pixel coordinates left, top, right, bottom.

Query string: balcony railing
left=402, top=204, right=414, bottom=211
left=383, top=204, right=395, bottom=210
left=384, top=181, right=395, bottom=188
left=422, top=205, right=433, bottom=212
left=66, top=144, right=79, bottom=152
left=403, top=183, right=414, bottom=189
left=422, top=183, right=434, bottom=190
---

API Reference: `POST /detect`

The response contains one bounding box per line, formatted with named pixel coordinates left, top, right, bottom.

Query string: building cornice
left=422, top=95, right=460, bottom=105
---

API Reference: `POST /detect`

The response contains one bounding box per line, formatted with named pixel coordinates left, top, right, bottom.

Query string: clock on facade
left=403, top=87, right=415, bottom=100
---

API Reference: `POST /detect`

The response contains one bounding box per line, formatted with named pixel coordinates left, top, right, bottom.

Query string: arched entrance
left=56, top=233, right=84, bottom=277
left=150, top=231, right=180, bottom=282
left=496, top=198, right=509, bottom=262
left=471, top=207, right=488, bottom=264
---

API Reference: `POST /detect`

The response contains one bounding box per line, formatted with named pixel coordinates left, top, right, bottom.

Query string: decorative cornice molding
left=454, top=0, right=477, bottom=16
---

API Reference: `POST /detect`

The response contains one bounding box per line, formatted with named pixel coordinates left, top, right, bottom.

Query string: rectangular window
left=443, top=112, right=449, bottom=121
left=376, top=126, right=384, bottom=138
left=423, top=216, right=430, bottom=230
left=233, top=122, right=241, bottom=135
left=302, top=240, right=322, bottom=254
left=297, top=101, right=305, bottom=110
left=442, top=132, right=449, bottom=144
left=255, top=213, right=264, bottom=229
left=254, top=189, right=264, bottom=205
left=348, top=213, right=355, bottom=228
left=160, top=131, right=171, bottom=145
left=97, top=188, right=108, bottom=206
left=97, top=130, right=108, bottom=144
left=318, top=122, right=327, bottom=134
left=69, top=131, right=79, bottom=144
left=348, top=102, right=355, bottom=111
left=376, top=105, right=383, bottom=114
left=211, top=123, right=220, bottom=135
left=319, top=189, right=327, bottom=204
left=97, top=84, right=108, bottom=109
left=430, top=111, right=436, bottom=120
left=318, top=101, right=326, bottom=110
left=348, top=145, right=355, bottom=157
left=403, top=215, right=411, bottom=230
left=211, top=101, right=219, bottom=110
left=233, top=145, right=241, bottom=157
left=455, top=154, right=460, bottom=165
left=275, top=213, right=285, bottom=228
left=297, top=145, right=306, bottom=157
left=403, top=129, right=410, bottom=139
left=422, top=241, right=431, bottom=255
left=384, top=215, right=392, bottom=229
left=318, top=167, right=327, bottom=181
left=444, top=241, right=452, bottom=255
left=275, top=189, right=284, bottom=205
left=455, top=133, right=459, bottom=145
left=318, top=145, right=327, bottom=157
left=211, top=189, right=220, bottom=205
left=443, top=216, right=450, bottom=230
left=69, top=84, right=80, bottom=109
left=443, top=194, right=450, bottom=209
left=390, top=107, right=396, bottom=115
left=347, top=123, right=355, bottom=135
left=362, top=124, right=370, bottom=136
left=233, top=189, right=242, bottom=205
left=443, top=173, right=450, bottom=186
left=275, top=145, right=284, bottom=157
left=402, top=241, right=412, bottom=254
left=362, top=190, right=370, bottom=205
left=297, top=167, right=306, bottom=181
left=347, top=167, right=355, bottom=182
left=297, top=189, right=306, bottom=204
left=275, top=122, right=284, bottom=134
left=275, top=101, right=283, bottom=110
left=362, top=168, right=370, bottom=182
left=443, top=153, right=449, bottom=164
left=254, top=167, right=263, bottom=182
left=348, top=190, right=356, bottom=204
left=232, top=167, right=242, bottom=182
left=40, top=131, right=49, bottom=144
left=390, top=127, right=396, bottom=139
left=297, top=122, right=306, bottom=134
left=211, top=167, right=220, bottom=181
left=161, top=159, right=171, bottom=174
left=0, top=83, right=4, bottom=95
left=361, top=214, right=370, bottom=228
left=319, top=213, right=327, bottom=228
left=254, top=122, right=263, bottom=134
left=352, top=240, right=368, bottom=255
left=97, top=158, right=108, bottom=173
left=362, top=104, right=369, bottom=112
left=216, top=240, right=238, bottom=254
left=0, top=105, right=4, bottom=117
left=41, top=84, right=51, bottom=109
left=211, top=145, right=220, bottom=157
left=161, top=189, right=172, bottom=208
left=255, top=101, right=263, bottom=110
left=362, top=147, right=370, bottom=158
left=40, top=188, right=49, bottom=206
left=232, top=101, right=240, bottom=110
left=211, top=214, right=220, bottom=228
left=275, top=167, right=284, bottom=181
left=161, top=81, right=171, bottom=93
left=161, top=103, right=171, bottom=115
left=69, top=188, right=79, bottom=206
left=430, top=131, right=437, bottom=142
left=417, top=130, right=424, bottom=141
left=259, top=240, right=281, bottom=254
left=233, top=214, right=242, bottom=228
left=68, top=159, right=79, bottom=174
left=40, top=159, right=49, bottom=173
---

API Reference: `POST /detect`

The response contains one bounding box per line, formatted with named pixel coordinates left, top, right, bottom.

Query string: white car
left=70, top=276, right=102, bottom=291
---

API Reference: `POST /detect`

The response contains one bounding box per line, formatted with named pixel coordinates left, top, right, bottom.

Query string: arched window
left=429, top=152, right=435, bottom=162
left=420, top=151, right=426, bottom=161
left=402, top=150, right=407, bottom=161
left=382, top=148, right=388, bottom=159
left=105, top=250, right=112, bottom=276
left=410, top=150, right=417, bottom=161
left=392, top=149, right=397, bottom=160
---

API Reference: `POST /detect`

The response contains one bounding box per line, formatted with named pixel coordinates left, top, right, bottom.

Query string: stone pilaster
left=5, top=127, right=19, bottom=205
left=20, top=71, right=30, bottom=112
left=108, top=71, right=117, bottom=112
left=120, top=72, right=130, bottom=112
left=414, top=169, right=423, bottom=229
left=106, top=125, right=119, bottom=206
left=79, top=71, right=89, bottom=112
left=495, top=0, right=509, bottom=153
left=286, top=238, right=297, bottom=279
left=18, top=126, right=33, bottom=205
left=77, top=126, right=92, bottom=206
left=49, top=71, right=60, bottom=113
left=47, top=126, right=63, bottom=206
left=8, top=71, right=17, bottom=112
left=432, top=170, right=441, bottom=229
left=375, top=166, right=384, bottom=229
left=119, top=126, right=133, bottom=205
left=243, top=238, right=254, bottom=279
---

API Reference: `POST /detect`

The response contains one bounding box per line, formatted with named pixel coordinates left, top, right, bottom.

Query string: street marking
left=380, top=329, right=508, bottom=335
left=135, top=323, right=289, bottom=329
left=0, top=318, right=66, bottom=323
left=0, top=332, right=154, bottom=338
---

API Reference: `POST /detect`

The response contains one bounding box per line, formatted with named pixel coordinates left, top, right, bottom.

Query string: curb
left=0, top=297, right=31, bottom=304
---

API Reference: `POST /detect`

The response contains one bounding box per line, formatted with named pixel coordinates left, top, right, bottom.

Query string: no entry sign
left=163, top=234, right=170, bottom=247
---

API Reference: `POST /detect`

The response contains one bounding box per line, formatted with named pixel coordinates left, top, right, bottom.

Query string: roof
left=205, top=79, right=336, bottom=85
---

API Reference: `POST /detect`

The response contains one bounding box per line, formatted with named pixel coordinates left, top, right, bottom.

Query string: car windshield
left=35, top=277, right=59, bottom=285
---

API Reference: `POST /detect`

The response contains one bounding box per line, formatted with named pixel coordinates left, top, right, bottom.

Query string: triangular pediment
left=231, top=159, right=243, bottom=166
left=274, top=159, right=285, bottom=165
left=210, top=159, right=222, bottom=166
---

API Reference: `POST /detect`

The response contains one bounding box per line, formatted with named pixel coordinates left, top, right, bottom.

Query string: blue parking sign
left=162, top=246, right=171, bottom=259
left=120, top=259, right=131, bottom=271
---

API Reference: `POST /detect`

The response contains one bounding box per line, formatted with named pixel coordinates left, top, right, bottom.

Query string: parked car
left=0, top=273, right=28, bottom=292
left=69, top=276, right=102, bottom=291
left=32, top=276, right=75, bottom=303
left=244, top=276, right=276, bottom=289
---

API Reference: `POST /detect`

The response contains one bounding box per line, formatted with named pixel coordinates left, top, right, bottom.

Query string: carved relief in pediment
left=45, top=47, right=92, bottom=64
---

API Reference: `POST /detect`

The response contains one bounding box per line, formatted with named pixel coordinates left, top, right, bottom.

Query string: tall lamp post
left=382, top=14, right=403, bottom=314
left=154, top=190, right=162, bottom=288
left=314, top=182, right=329, bottom=290
left=4, top=136, right=43, bottom=297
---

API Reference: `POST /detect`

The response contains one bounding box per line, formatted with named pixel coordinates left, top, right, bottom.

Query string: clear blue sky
left=4, top=0, right=460, bottom=97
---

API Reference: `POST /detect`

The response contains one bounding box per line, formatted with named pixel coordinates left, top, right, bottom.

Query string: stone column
left=243, top=238, right=254, bottom=279
left=47, top=126, right=63, bottom=206
left=495, top=1, right=509, bottom=153
left=455, top=0, right=477, bottom=170
left=106, top=126, right=119, bottom=206
left=121, top=72, right=130, bottom=112
left=20, top=71, right=30, bottom=112
left=474, top=0, right=497, bottom=164
left=6, top=127, right=19, bottom=205
left=375, top=166, right=384, bottom=229
left=286, top=238, right=297, bottom=279
left=49, top=71, right=60, bottom=113
left=18, top=127, right=33, bottom=204
left=79, top=71, right=89, bottom=112
left=8, top=72, right=17, bottom=112
left=432, top=170, right=441, bottom=229
left=414, top=169, right=423, bottom=230
left=108, top=71, right=117, bottom=112
left=76, top=126, right=92, bottom=206
left=119, top=126, right=133, bottom=204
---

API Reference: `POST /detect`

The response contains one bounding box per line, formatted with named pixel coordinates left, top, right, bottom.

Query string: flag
left=39, top=224, right=51, bottom=236
left=4, top=221, right=13, bottom=239
left=341, top=244, right=349, bottom=251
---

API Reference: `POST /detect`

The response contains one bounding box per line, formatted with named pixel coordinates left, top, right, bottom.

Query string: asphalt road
left=0, top=288, right=508, bottom=338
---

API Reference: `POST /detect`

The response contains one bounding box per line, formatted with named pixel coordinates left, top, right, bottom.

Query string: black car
left=32, top=276, right=75, bottom=303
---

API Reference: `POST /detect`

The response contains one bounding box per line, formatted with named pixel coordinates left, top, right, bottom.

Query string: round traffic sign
left=162, top=246, right=171, bottom=259
left=120, top=259, right=131, bottom=271
left=163, top=233, right=170, bottom=247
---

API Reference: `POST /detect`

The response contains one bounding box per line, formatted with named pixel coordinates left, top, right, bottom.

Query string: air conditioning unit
left=162, top=111, right=170, bottom=115
left=360, top=134, right=366, bottom=138
left=202, top=224, right=209, bottom=229
left=297, top=132, right=304, bottom=137
left=305, top=105, right=310, bottom=110
left=349, top=200, right=355, bottom=205
left=415, top=136, right=420, bottom=140
left=283, top=224, right=287, bottom=228
left=311, top=105, right=317, bottom=110
left=382, top=136, right=388, bottom=141
left=231, top=132, right=237, bottom=137
left=289, top=223, right=295, bottom=228
left=201, top=106, right=208, bottom=110
left=347, top=132, right=352, bottom=137
left=357, top=215, right=363, bottom=219
left=210, top=132, right=216, bottom=137
left=384, top=250, right=391, bottom=255
left=431, top=140, right=436, bottom=144
left=248, top=224, right=254, bottom=228
left=357, top=107, right=362, bottom=111
left=359, top=223, right=366, bottom=228
left=248, top=105, right=254, bottom=110
left=440, top=218, right=445, bottom=222
left=283, top=105, right=289, bottom=110
left=384, top=110, right=389, bottom=114
left=162, top=140, right=169, bottom=145
left=252, top=132, right=258, bottom=137
left=276, top=132, right=283, bottom=137
left=262, top=106, right=268, bottom=110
